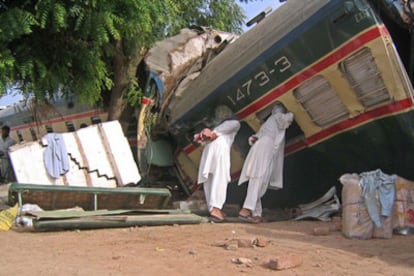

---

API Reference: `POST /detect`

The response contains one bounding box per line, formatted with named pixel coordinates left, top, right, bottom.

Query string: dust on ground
left=0, top=184, right=413, bottom=276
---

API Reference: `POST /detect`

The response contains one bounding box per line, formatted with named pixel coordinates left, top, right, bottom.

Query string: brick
left=255, top=237, right=267, bottom=247
left=236, top=238, right=255, bottom=248
left=226, top=241, right=238, bottom=251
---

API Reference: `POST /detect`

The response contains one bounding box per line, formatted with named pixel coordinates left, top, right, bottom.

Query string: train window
left=340, top=47, right=390, bottom=107
left=294, top=75, right=349, bottom=127
left=16, top=130, right=24, bottom=142
left=233, top=122, right=255, bottom=158
left=65, top=121, right=76, bottom=132
left=255, top=103, right=304, bottom=144
left=285, top=120, right=305, bottom=144
left=91, top=116, right=102, bottom=124
left=255, top=104, right=276, bottom=123
left=45, top=125, right=54, bottom=133
left=30, top=128, right=37, bottom=141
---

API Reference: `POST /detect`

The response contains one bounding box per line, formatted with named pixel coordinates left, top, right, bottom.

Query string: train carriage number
left=355, top=10, right=369, bottom=23
left=227, top=56, right=291, bottom=106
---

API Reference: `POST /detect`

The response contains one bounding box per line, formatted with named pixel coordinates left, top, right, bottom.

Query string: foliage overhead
left=0, top=0, right=249, bottom=109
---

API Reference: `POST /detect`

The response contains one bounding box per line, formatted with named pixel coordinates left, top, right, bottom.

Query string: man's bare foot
left=210, top=207, right=224, bottom=222
left=238, top=208, right=251, bottom=218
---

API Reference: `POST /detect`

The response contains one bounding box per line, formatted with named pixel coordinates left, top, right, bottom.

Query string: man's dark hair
left=2, top=125, right=10, bottom=132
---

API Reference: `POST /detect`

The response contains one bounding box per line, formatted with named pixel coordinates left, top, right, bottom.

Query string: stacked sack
left=339, top=173, right=393, bottom=239
left=393, top=176, right=414, bottom=230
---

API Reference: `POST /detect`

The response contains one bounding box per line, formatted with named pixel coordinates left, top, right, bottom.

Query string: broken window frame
left=339, top=47, right=390, bottom=108
left=293, top=75, right=349, bottom=127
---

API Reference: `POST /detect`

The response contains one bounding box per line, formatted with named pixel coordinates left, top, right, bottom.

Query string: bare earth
left=1, top=217, right=413, bottom=275
left=1, top=184, right=414, bottom=276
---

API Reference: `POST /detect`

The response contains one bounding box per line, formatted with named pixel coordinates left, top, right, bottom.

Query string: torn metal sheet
left=294, top=186, right=341, bottom=221
left=144, top=26, right=238, bottom=109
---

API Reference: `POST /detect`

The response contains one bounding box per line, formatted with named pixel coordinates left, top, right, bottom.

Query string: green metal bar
left=31, top=209, right=192, bottom=220
left=32, top=214, right=208, bottom=231
left=94, top=193, right=98, bottom=211
left=171, top=167, right=191, bottom=197
left=17, top=191, right=22, bottom=207
left=8, top=183, right=171, bottom=197
left=8, top=182, right=172, bottom=210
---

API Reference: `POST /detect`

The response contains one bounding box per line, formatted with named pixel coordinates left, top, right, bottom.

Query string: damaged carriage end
left=136, top=26, right=239, bottom=192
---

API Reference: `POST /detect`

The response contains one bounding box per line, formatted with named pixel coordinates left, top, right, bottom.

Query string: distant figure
left=196, top=105, right=240, bottom=222
left=238, top=104, right=294, bottom=223
left=0, top=125, right=17, bottom=182
left=80, top=123, right=88, bottom=128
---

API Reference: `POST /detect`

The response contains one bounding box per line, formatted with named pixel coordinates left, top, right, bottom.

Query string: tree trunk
left=108, top=40, right=142, bottom=132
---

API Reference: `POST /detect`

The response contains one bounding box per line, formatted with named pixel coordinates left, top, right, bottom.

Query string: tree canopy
left=0, top=0, right=250, bottom=124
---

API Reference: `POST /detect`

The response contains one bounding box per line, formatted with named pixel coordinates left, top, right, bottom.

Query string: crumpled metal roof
left=144, top=26, right=238, bottom=109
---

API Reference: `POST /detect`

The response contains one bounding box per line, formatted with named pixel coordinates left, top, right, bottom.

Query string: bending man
left=196, top=105, right=240, bottom=222
left=238, top=104, right=294, bottom=223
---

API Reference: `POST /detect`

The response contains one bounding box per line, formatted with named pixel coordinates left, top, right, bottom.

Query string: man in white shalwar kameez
left=197, top=105, right=240, bottom=222
left=238, top=104, right=293, bottom=223
left=0, top=125, right=17, bottom=182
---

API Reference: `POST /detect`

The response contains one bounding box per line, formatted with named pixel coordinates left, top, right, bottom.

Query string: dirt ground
left=1, top=184, right=414, bottom=276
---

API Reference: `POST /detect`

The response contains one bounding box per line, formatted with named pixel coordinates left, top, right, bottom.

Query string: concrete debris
left=231, top=257, right=253, bottom=267
left=267, top=254, right=303, bottom=270
left=226, top=241, right=238, bottom=251
left=213, top=237, right=267, bottom=249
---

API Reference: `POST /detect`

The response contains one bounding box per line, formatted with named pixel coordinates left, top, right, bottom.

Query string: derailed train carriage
left=137, top=0, right=414, bottom=208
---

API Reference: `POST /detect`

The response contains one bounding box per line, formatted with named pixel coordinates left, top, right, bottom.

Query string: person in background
left=238, top=104, right=294, bottom=223
left=0, top=125, right=17, bottom=182
left=195, top=105, right=240, bottom=222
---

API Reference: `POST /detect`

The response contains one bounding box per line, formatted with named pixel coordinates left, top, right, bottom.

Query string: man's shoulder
left=5, top=137, right=17, bottom=146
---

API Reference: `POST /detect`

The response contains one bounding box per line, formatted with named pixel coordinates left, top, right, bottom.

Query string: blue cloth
left=43, top=133, right=69, bottom=179
left=359, top=169, right=396, bottom=228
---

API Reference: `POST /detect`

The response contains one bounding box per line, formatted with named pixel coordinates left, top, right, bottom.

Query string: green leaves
left=0, top=8, right=36, bottom=41
left=36, top=0, right=68, bottom=30
left=0, top=0, right=247, bottom=116
left=125, top=80, right=142, bottom=107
